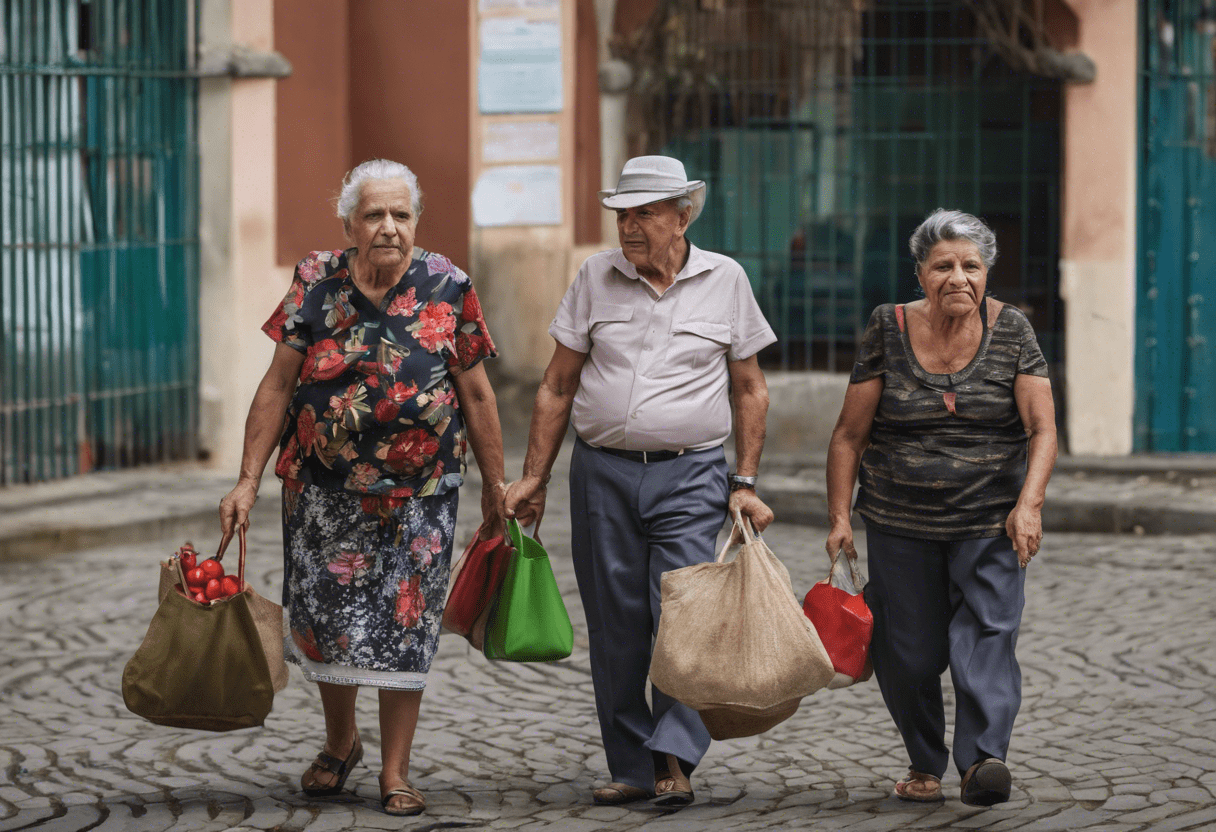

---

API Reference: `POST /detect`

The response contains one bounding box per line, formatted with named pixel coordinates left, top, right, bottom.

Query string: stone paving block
left=980, top=803, right=1067, bottom=831
left=1070, top=787, right=1110, bottom=802
left=87, top=803, right=152, bottom=832
left=22, top=805, right=105, bottom=832
left=992, top=806, right=1107, bottom=831
left=0, top=805, right=58, bottom=830
left=1148, top=805, right=1216, bottom=831
left=1101, top=794, right=1149, bottom=811
left=301, top=808, right=367, bottom=830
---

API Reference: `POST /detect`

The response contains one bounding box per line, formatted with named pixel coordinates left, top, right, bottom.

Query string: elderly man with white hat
left=504, top=156, right=777, bottom=807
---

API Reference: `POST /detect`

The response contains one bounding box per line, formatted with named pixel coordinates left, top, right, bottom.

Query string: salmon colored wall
left=1061, top=0, right=1137, bottom=262
left=1058, top=0, right=1138, bottom=455
left=274, top=2, right=351, bottom=265
left=348, top=1, right=471, bottom=270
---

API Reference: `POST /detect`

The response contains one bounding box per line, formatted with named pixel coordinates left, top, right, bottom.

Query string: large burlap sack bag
left=156, top=534, right=288, bottom=693
left=125, top=528, right=281, bottom=730
left=650, top=512, right=835, bottom=740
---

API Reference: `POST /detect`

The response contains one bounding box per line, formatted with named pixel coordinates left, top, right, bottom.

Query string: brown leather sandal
left=592, top=782, right=652, bottom=805
left=301, top=735, right=362, bottom=797
left=893, top=769, right=944, bottom=802
left=654, top=754, right=694, bottom=806
left=381, top=782, right=426, bottom=816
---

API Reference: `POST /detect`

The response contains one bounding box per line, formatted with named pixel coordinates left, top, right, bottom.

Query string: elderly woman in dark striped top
left=825, top=209, right=1056, bottom=807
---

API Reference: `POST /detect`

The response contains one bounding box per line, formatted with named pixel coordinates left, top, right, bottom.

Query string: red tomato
left=204, top=578, right=224, bottom=600
left=220, top=576, right=241, bottom=597
left=200, top=559, right=225, bottom=581
left=180, top=551, right=197, bottom=571
left=193, top=591, right=208, bottom=603
left=186, top=567, right=208, bottom=589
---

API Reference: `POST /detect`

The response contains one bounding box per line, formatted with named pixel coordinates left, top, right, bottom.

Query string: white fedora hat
left=599, top=156, right=706, bottom=225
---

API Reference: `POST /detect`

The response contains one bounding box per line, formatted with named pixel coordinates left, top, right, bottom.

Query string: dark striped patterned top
left=850, top=300, right=1049, bottom=540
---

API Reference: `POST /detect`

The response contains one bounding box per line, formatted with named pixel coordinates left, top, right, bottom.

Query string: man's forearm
left=731, top=388, right=768, bottom=477
left=521, top=384, right=576, bottom=482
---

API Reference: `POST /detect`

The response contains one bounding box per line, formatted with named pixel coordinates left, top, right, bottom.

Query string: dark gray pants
left=569, top=437, right=729, bottom=790
left=863, top=523, right=1026, bottom=778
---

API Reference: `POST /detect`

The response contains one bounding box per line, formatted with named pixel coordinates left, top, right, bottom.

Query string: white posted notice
left=478, top=17, right=562, bottom=114
left=472, top=165, right=562, bottom=227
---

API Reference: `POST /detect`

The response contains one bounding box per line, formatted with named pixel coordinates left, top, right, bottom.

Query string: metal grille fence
left=636, top=0, right=1062, bottom=373
left=1, top=0, right=200, bottom=484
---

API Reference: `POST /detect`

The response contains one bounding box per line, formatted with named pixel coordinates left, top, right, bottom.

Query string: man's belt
left=594, top=446, right=685, bottom=464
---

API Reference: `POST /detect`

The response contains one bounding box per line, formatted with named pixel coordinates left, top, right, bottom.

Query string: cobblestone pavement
left=3, top=448, right=1215, bottom=831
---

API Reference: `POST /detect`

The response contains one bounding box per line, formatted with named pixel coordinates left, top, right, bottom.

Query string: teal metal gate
left=1137, top=1, right=1216, bottom=451
left=648, top=0, right=1062, bottom=373
left=1, top=0, right=200, bottom=483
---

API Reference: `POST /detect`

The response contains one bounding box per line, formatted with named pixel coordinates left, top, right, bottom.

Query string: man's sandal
left=960, top=758, right=1011, bottom=806
left=300, top=735, right=363, bottom=797
left=893, top=770, right=944, bottom=803
left=381, top=782, right=426, bottom=816
left=592, top=783, right=652, bottom=805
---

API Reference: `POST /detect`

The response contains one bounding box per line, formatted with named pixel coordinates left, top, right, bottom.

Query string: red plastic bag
left=442, top=527, right=513, bottom=650
left=802, top=545, right=873, bottom=689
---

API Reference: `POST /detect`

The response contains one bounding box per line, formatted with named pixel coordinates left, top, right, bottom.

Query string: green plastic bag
left=483, top=519, right=574, bottom=662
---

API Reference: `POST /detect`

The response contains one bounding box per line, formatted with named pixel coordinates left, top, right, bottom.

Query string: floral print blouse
left=263, top=248, right=496, bottom=499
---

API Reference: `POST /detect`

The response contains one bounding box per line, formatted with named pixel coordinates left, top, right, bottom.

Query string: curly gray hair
left=908, top=209, right=998, bottom=270
left=336, top=159, right=423, bottom=224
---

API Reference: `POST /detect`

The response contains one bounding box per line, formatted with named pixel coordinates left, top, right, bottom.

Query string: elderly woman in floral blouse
left=219, top=159, right=505, bottom=817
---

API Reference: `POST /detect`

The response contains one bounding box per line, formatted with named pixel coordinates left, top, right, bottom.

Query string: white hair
left=909, top=208, right=998, bottom=269
left=672, top=195, right=693, bottom=214
left=336, top=159, right=423, bottom=224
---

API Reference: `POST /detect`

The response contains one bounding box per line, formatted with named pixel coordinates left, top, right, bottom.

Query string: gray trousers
left=569, top=437, right=729, bottom=790
left=863, top=523, right=1026, bottom=779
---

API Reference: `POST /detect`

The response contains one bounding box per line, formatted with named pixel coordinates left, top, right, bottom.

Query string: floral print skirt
left=281, top=483, right=457, bottom=690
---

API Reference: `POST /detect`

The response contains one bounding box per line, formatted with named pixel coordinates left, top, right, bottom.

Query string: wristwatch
left=728, top=474, right=757, bottom=492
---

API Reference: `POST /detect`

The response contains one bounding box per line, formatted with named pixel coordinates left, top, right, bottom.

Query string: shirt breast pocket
left=666, top=320, right=732, bottom=370
left=589, top=302, right=634, bottom=336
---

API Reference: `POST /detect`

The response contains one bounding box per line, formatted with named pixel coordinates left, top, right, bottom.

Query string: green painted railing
left=1, top=0, right=200, bottom=483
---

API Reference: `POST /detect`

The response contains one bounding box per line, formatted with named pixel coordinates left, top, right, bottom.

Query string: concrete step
left=0, top=465, right=281, bottom=561
left=762, top=464, right=1216, bottom=536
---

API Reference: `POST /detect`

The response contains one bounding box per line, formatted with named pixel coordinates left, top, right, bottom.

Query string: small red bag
left=443, top=527, right=513, bottom=650
left=802, top=546, right=874, bottom=688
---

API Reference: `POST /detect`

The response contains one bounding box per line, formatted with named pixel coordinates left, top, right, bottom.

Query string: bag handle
left=829, top=542, right=864, bottom=589
left=236, top=525, right=246, bottom=586
left=173, top=553, right=190, bottom=592
left=715, top=509, right=758, bottom=563
left=213, top=526, right=247, bottom=587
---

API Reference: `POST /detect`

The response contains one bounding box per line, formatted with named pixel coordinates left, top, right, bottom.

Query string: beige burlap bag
left=650, top=512, right=835, bottom=740
left=155, top=532, right=289, bottom=694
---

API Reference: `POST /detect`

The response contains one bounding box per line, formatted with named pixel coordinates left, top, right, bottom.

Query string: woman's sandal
left=300, top=735, right=363, bottom=797
left=381, top=782, right=426, bottom=816
left=893, top=770, right=944, bottom=803
left=591, top=783, right=652, bottom=805
left=960, top=758, right=1012, bottom=806
left=653, top=753, right=695, bottom=807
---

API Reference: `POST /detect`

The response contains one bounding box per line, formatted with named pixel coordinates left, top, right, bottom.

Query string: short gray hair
left=336, top=159, right=423, bottom=224
left=673, top=195, right=693, bottom=214
left=909, top=209, right=998, bottom=269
